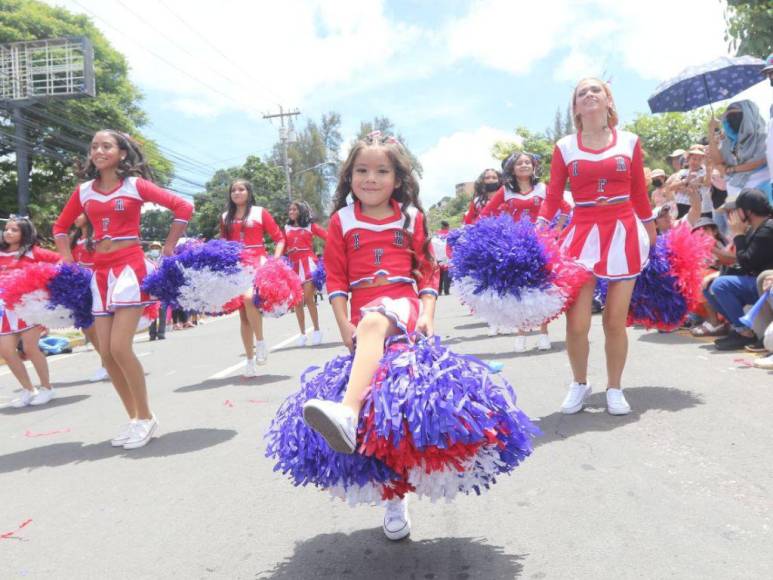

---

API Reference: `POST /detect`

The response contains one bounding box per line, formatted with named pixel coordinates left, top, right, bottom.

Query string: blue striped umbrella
left=648, top=55, right=766, bottom=113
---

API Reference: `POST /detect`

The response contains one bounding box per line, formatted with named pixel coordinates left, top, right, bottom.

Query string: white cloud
left=418, top=126, right=519, bottom=206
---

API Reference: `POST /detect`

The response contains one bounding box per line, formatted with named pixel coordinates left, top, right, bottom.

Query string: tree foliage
left=492, top=127, right=555, bottom=179
left=140, top=209, right=174, bottom=243
left=724, top=0, right=773, bottom=57
left=0, top=0, right=172, bottom=236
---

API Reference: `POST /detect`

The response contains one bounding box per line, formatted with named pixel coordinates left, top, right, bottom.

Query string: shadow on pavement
left=471, top=341, right=567, bottom=359
left=454, top=321, right=489, bottom=331
left=175, top=375, right=290, bottom=393
left=0, top=428, right=237, bottom=473
left=637, top=331, right=700, bottom=345
left=273, top=341, right=343, bottom=353
left=532, top=386, right=703, bottom=448
left=0, top=394, right=90, bottom=415
left=256, top=530, right=524, bottom=579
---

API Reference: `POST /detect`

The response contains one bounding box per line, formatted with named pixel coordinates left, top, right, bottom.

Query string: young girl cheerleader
left=463, top=168, right=501, bottom=224
left=53, top=130, right=193, bottom=448
left=284, top=200, right=327, bottom=346
left=301, top=132, right=439, bottom=540
left=70, top=213, right=108, bottom=382
left=0, top=217, right=60, bottom=407
left=537, top=78, right=656, bottom=416
left=480, top=152, right=571, bottom=351
left=220, top=180, right=285, bottom=376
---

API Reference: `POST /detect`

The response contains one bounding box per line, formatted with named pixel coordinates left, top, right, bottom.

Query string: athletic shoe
left=714, top=331, right=757, bottom=351
left=606, top=388, right=631, bottom=415
left=536, top=334, right=551, bottom=351
left=745, top=339, right=767, bottom=353
left=310, top=330, right=323, bottom=346
left=30, top=387, right=55, bottom=406
left=297, top=334, right=308, bottom=347
left=255, top=340, right=268, bottom=365
left=513, top=335, right=527, bottom=353
left=123, top=415, right=158, bottom=450
left=383, top=496, right=411, bottom=541
left=11, top=389, right=37, bottom=408
left=111, top=421, right=137, bottom=447
left=244, top=357, right=259, bottom=378
left=753, top=353, right=773, bottom=370
left=302, top=400, right=357, bottom=454
left=90, top=367, right=109, bottom=382
left=560, top=381, right=591, bottom=414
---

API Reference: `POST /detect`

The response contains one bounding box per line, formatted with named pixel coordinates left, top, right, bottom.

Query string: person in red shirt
left=463, top=168, right=501, bottom=224
left=219, top=179, right=285, bottom=376
left=53, top=130, right=193, bottom=449
left=433, top=221, right=452, bottom=295
left=301, top=132, right=438, bottom=540
left=285, top=200, right=327, bottom=347
left=1, top=216, right=60, bottom=407
left=537, top=78, right=656, bottom=416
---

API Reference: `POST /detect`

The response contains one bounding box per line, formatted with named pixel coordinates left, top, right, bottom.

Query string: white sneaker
left=11, top=389, right=38, bottom=408
left=255, top=341, right=268, bottom=365
left=560, top=381, right=591, bottom=414
left=310, top=330, right=322, bottom=346
left=383, top=496, right=411, bottom=541
left=487, top=326, right=499, bottom=337
left=513, top=335, right=528, bottom=353
left=536, top=334, right=551, bottom=351
left=123, top=415, right=159, bottom=449
left=302, top=399, right=357, bottom=454
left=90, top=367, right=109, bottom=382
left=606, top=388, right=631, bottom=415
left=297, top=334, right=308, bottom=347
left=30, top=387, right=55, bottom=406
left=244, top=357, right=259, bottom=378
left=111, top=421, right=137, bottom=447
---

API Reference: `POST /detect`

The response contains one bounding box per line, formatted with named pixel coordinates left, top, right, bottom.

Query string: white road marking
left=269, top=333, right=301, bottom=352
left=208, top=361, right=245, bottom=380
left=0, top=350, right=89, bottom=378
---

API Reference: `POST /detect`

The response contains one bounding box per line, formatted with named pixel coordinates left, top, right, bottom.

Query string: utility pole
left=263, top=106, right=300, bottom=200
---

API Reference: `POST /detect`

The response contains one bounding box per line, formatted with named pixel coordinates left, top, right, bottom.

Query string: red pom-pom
left=540, top=230, right=593, bottom=319
left=253, top=259, right=303, bottom=317
left=666, top=224, right=715, bottom=313
left=0, top=262, right=57, bottom=307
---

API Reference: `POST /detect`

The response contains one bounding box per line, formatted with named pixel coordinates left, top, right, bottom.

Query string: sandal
left=690, top=322, right=729, bottom=337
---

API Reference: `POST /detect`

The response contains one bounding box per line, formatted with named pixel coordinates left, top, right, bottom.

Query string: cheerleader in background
left=285, top=200, right=327, bottom=347
left=54, top=130, right=193, bottom=448
left=462, top=168, right=501, bottom=225
left=70, top=213, right=108, bottom=382
left=1, top=216, right=60, bottom=407
left=220, top=180, right=285, bottom=376
left=537, top=78, right=656, bottom=416
left=479, top=152, right=571, bottom=350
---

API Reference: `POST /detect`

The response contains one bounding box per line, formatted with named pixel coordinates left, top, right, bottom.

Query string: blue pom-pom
left=311, top=258, right=326, bottom=292
left=48, top=263, right=94, bottom=329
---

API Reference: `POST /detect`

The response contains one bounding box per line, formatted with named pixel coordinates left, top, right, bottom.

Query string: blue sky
left=45, top=0, right=771, bottom=206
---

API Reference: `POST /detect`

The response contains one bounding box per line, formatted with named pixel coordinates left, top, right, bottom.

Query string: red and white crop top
left=0, top=246, right=60, bottom=271
left=220, top=206, right=284, bottom=248
left=284, top=223, right=327, bottom=255
left=53, top=177, right=193, bottom=242
left=479, top=182, right=571, bottom=223
left=324, top=199, right=439, bottom=300
left=71, top=239, right=96, bottom=267
left=538, top=130, right=653, bottom=223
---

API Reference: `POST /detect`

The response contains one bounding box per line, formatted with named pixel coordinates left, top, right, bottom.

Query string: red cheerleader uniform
left=220, top=206, right=284, bottom=267
left=53, top=176, right=193, bottom=315
left=284, top=223, right=327, bottom=282
left=463, top=198, right=487, bottom=225
left=480, top=182, right=571, bottom=223
left=324, top=200, right=439, bottom=333
left=538, top=129, right=654, bottom=280
left=71, top=239, right=96, bottom=268
left=0, top=247, right=60, bottom=335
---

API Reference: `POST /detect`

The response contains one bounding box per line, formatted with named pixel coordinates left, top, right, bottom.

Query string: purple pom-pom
left=48, top=263, right=94, bottom=329
left=311, top=258, right=326, bottom=292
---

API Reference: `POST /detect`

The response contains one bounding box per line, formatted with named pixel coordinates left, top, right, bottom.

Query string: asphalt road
left=1, top=294, right=771, bottom=579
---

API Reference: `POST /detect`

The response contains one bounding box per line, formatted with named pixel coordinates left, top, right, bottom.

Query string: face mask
left=726, top=112, right=742, bottom=133
left=149, top=249, right=160, bottom=259
left=484, top=182, right=500, bottom=192
left=652, top=179, right=663, bottom=187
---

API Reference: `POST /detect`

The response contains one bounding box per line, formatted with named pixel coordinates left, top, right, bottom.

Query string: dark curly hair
left=1, top=216, right=39, bottom=258
left=77, top=129, right=154, bottom=181
left=288, top=200, right=312, bottom=228
left=472, top=168, right=502, bottom=209
left=223, top=179, right=256, bottom=239
left=502, top=152, right=540, bottom=193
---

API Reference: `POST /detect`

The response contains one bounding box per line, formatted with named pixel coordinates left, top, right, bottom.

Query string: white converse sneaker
left=244, top=357, right=259, bottom=378
left=11, top=389, right=37, bottom=408
left=297, top=334, right=308, bottom=347
left=310, top=330, right=322, bottom=346
left=383, top=496, right=411, bottom=541
left=560, top=381, right=591, bottom=414
left=302, top=400, right=357, bottom=454
left=90, top=367, right=109, bottom=382
left=111, top=421, right=137, bottom=447
left=255, top=340, right=268, bottom=365
left=606, top=388, right=631, bottom=415
left=30, top=387, right=55, bottom=406
left=513, top=335, right=528, bottom=353
left=123, top=415, right=159, bottom=449
left=536, top=334, right=551, bottom=351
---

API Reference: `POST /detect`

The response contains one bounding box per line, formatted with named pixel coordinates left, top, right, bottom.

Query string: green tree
left=427, top=191, right=471, bottom=231
left=724, top=0, right=773, bottom=57
left=492, top=127, right=555, bottom=179
left=140, top=209, right=174, bottom=243
left=0, top=0, right=172, bottom=237
left=546, top=105, right=574, bottom=142
left=192, top=156, right=286, bottom=240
